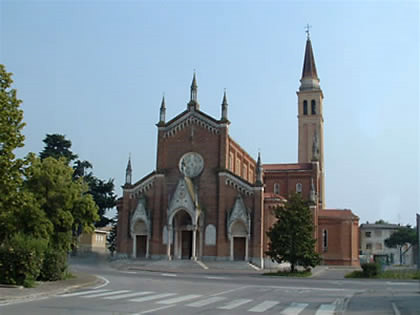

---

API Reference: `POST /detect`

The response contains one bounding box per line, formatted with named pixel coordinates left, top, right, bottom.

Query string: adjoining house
left=359, top=223, right=414, bottom=265
left=78, top=227, right=111, bottom=255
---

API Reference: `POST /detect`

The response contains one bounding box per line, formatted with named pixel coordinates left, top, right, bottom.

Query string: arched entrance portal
left=229, top=220, right=249, bottom=261
left=132, top=219, right=149, bottom=258
left=167, top=209, right=199, bottom=260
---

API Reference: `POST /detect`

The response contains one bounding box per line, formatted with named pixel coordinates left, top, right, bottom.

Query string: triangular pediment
left=160, top=110, right=223, bottom=139
left=130, top=196, right=150, bottom=236
left=168, top=177, right=196, bottom=220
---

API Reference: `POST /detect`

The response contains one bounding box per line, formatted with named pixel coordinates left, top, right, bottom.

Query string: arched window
left=311, top=100, right=316, bottom=114
left=274, top=183, right=280, bottom=194
left=303, top=100, right=308, bottom=115
left=323, top=229, right=328, bottom=251
left=296, top=182, right=302, bottom=193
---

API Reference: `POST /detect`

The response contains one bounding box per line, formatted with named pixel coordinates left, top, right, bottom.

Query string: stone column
left=199, top=226, right=203, bottom=259
left=245, top=237, right=249, bottom=261
left=230, top=236, right=234, bottom=261
left=167, top=225, right=172, bottom=260
left=146, top=235, right=150, bottom=258
left=132, top=234, right=136, bottom=258
left=191, top=226, right=197, bottom=261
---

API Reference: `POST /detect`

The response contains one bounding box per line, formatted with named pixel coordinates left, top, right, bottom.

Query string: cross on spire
left=305, top=24, right=312, bottom=39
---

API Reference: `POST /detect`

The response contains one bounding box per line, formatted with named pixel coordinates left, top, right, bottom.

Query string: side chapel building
left=116, top=35, right=360, bottom=267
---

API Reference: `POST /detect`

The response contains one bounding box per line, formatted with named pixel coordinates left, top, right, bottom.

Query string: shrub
left=0, top=233, right=47, bottom=287
left=38, top=248, right=68, bottom=281
left=361, top=262, right=381, bottom=277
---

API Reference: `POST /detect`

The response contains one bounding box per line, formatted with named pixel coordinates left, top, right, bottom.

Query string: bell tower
left=297, top=29, right=325, bottom=208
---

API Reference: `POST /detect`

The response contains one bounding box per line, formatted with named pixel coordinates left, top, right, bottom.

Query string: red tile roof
left=263, top=163, right=313, bottom=171
left=319, top=209, right=359, bottom=220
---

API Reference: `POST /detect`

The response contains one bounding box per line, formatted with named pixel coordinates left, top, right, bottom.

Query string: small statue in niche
left=312, top=131, right=320, bottom=161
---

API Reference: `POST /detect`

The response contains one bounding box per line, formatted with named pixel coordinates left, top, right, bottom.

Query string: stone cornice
left=219, top=171, right=261, bottom=196
left=125, top=173, right=164, bottom=198
left=159, top=111, right=221, bottom=138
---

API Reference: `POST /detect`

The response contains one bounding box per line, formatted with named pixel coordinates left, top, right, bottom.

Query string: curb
left=0, top=273, right=104, bottom=306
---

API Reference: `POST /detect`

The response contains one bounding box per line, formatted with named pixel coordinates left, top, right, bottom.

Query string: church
left=116, top=35, right=360, bottom=268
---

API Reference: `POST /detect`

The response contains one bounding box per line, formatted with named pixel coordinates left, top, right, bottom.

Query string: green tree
left=107, top=216, right=118, bottom=256
left=86, top=175, right=116, bottom=227
left=40, top=134, right=116, bottom=228
left=24, top=156, right=99, bottom=251
left=40, top=134, right=77, bottom=163
left=385, top=225, right=417, bottom=264
left=266, top=193, right=321, bottom=272
left=0, top=64, right=27, bottom=243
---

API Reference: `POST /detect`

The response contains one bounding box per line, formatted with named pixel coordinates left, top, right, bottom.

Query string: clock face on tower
left=179, top=152, right=204, bottom=178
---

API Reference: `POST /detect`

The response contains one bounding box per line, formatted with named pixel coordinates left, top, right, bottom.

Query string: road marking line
left=129, top=293, right=176, bottom=303
left=209, top=285, right=251, bottom=297
left=315, top=304, right=336, bottom=315
left=82, top=290, right=131, bottom=298
left=161, top=273, right=177, bottom=277
left=248, top=262, right=261, bottom=270
left=257, top=285, right=352, bottom=292
left=387, top=282, right=413, bottom=286
left=196, top=260, right=209, bottom=269
left=205, top=276, right=228, bottom=280
left=157, top=294, right=202, bottom=304
left=218, top=298, right=252, bottom=310
left=186, top=296, right=226, bottom=307
left=92, top=275, right=110, bottom=289
left=133, top=304, right=175, bottom=315
left=280, top=302, right=308, bottom=315
left=249, top=301, right=279, bottom=312
left=392, top=302, right=401, bottom=315
left=58, top=289, right=110, bottom=297
left=104, top=291, right=154, bottom=300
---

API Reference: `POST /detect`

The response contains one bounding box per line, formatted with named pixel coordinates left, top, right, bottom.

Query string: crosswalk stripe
left=82, top=290, right=131, bottom=298
left=58, top=289, right=110, bottom=297
left=248, top=301, right=280, bottom=313
left=157, top=294, right=202, bottom=305
left=315, top=304, right=336, bottom=315
left=218, top=299, right=253, bottom=310
left=281, top=302, right=308, bottom=315
left=103, top=291, right=155, bottom=300
left=186, top=296, right=226, bottom=307
left=129, top=293, right=176, bottom=303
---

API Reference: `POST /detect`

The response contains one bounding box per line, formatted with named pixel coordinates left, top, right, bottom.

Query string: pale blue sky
left=1, top=0, right=419, bottom=225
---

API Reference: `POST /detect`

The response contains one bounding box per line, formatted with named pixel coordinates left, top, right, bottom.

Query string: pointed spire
left=125, top=155, right=132, bottom=185
left=301, top=38, right=318, bottom=80
left=300, top=29, right=320, bottom=91
left=188, top=71, right=199, bottom=111
left=221, top=89, right=228, bottom=121
left=159, top=94, right=166, bottom=124
left=256, top=152, right=263, bottom=186
left=190, top=71, right=198, bottom=102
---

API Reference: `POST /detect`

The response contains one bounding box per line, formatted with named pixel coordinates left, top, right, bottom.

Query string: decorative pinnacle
left=160, top=94, right=166, bottom=109
left=191, top=71, right=197, bottom=89
left=190, top=71, right=198, bottom=103
left=222, top=89, right=228, bottom=105
left=126, top=154, right=132, bottom=172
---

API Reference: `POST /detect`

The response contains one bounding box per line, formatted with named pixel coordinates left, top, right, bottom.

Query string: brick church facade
left=116, top=36, right=360, bottom=267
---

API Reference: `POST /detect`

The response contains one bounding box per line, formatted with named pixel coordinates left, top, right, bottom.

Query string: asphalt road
left=1, top=260, right=419, bottom=315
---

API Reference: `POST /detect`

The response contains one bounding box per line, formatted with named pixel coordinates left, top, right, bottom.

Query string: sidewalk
left=0, top=272, right=103, bottom=306
left=111, top=258, right=262, bottom=274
